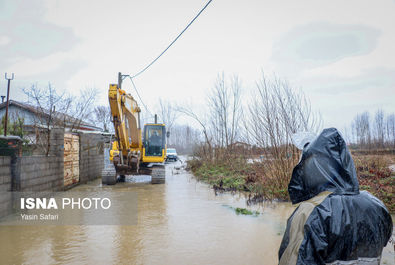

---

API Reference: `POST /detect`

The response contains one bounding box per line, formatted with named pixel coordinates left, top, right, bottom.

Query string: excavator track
left=151, top=165, right=166, bottom=184
left=102, top=164, right=166, bottom=185
left=101, top=164, right=117, bottom=185
left=139, top=164, right=166, bottom=184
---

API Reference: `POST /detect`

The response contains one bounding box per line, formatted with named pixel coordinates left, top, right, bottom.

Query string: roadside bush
left=188, top=151, right=293, bottom=201
left=189, top=150, right=395, bottom=213
left=354, top=155, right=395, bottom=212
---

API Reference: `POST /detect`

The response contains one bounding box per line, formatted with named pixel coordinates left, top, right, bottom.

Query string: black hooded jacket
left=279, top=128, right=393, bottom=265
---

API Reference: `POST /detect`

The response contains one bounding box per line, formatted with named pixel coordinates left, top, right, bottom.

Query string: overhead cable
left=128, top=76, right=153, bottom=117
left=131, top=0, right=213, bottom=78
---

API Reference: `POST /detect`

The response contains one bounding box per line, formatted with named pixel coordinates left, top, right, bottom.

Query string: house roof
left=0, top=100, right=102, bottom=131
left=230, top=141, right=252, bottom=147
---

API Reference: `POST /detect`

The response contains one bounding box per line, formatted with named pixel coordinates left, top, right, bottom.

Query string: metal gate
left=64, top=133, right=79, bottom=187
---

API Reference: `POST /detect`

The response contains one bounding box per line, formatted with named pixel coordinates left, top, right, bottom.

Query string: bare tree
left=178, top=72, right=322, bottom=196
left=352, top=112, right=371, bottom=148
left=208, top=73, right=243, bottom=148
left=93, top=105, right=112, bottom=132
left=158, top=99, right=178, bottom=145
left=177, top=104, right=213, bottom=160
left=67, top=87, right=98, bottom=131
left=23, top=83, right=70, bottom=155
left=248, top=74, right=320, bottom=146
left=247, top=73, right=321, bottom=188
left=23, top=84, right=98, bottom=155
left=386, top=113, right=395, bottom=148
left=169, top=124, right=201, bottom=154
left=139, top=110, right=154, bottom=129
left=349, top=110, right=395, bottom=149
left=373, top=109, right=385, bottom=148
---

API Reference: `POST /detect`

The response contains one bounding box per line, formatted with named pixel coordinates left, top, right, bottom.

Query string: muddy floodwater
left=0, top=160, right=394, bottom=265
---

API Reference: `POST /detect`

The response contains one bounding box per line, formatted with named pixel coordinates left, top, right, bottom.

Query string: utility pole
left=4, top=73, right=14, bottom=136
left=118, top=72, right=123, bottom=89
left=118, top=72, right=131, bottom=89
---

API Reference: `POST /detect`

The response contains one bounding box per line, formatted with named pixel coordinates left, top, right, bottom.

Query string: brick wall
left=0, top=156, right=12, bottom=218
left=0, top=129, right=65, bottom=218
left=79, top=132, right=105, bottom=183
left=0, top=129, right=107, bottom=218
left=11, top=128, right=65, bottom=192
left=16, top=156, right=63, bottom=192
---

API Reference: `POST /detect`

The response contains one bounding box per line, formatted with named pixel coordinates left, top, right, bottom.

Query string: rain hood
left=288, top=127, right=359, bottom=204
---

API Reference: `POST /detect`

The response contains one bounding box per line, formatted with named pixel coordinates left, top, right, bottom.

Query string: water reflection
left=0, top=161, right=393, bottom=265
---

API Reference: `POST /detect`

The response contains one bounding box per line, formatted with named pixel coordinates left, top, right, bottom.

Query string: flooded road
left=0, top=160, right=394, bottom=265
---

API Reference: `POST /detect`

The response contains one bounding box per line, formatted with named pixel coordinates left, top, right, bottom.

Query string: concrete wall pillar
left=78, top=132, right=105, bottom=183
left=49, top=128, right=65, bottom=157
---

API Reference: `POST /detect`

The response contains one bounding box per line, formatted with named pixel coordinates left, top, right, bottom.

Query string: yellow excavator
left=102, top=72, right=167, bottom=185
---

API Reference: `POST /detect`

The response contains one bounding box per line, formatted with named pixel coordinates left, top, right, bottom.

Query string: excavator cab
left=142, top=124, right=167, bottom=162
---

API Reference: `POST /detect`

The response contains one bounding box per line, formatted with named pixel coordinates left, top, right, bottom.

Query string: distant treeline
left=349, top=109, right=395, bottom=149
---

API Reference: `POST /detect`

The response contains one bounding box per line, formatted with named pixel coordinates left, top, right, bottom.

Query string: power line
left=124, top=1, right=213, bottom=121
left=131, top=0, right=213, bottom=79
left=128, top=76, right=153, bottom=117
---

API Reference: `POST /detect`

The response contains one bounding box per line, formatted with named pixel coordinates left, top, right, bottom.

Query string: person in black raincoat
left=279, top=128, right=393, bottom=265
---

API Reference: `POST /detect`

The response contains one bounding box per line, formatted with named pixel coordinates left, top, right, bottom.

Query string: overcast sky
left=1, top=0, right=394, bottom=132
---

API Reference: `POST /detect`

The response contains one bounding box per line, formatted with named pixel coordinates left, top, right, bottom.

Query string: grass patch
left=234, top=207, right=259, bottom=216
left=191, top=161, right=251, bottom=192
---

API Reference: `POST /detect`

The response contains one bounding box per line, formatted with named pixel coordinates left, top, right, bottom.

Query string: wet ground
left=0, top=159, right=394, bottom=264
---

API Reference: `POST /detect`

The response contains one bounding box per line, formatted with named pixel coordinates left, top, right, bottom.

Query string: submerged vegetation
left=234, top=207, right=260, bottom=216
left=188, top=152, right=395, bottom=213
left=188, top=154, right=293, bottom=203
left=222, top=204, right=260, bottom=216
